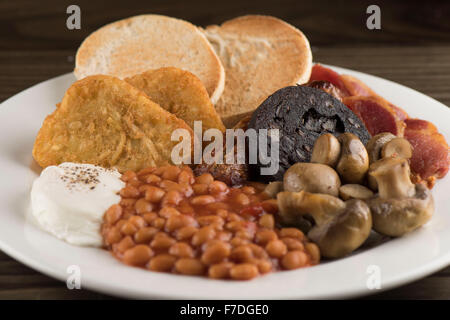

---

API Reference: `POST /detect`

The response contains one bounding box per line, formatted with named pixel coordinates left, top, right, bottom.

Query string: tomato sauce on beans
left=102, top=165, right=320, bottom=280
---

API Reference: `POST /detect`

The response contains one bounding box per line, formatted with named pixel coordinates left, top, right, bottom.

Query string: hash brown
left=126, top=67, right=225, bottom=133
left=33, top=75, right=194, bottom=172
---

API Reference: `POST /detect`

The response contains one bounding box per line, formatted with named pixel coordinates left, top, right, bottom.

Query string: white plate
left=0, top=65, right=449, bottom=299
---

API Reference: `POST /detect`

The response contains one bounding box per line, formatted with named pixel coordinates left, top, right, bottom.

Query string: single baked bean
left=195, top=173, right=214, bottom=185
left=266, top=240, right=287, bottom=258
left=128, top=216, right=146, bottom=229
left=191, top=195, right=215, bottom=206
left=123, top=245, right=153, bottom=266
left=192, top=226, right=216, bottom=246
left=115, top=219, right=127, bottom=230
left=150, top=234, right=176, bottom=251
left=159, top=180, right=180, bottom=191
left=161, top=190, right=183, bottom=206
left=151, top=217, right=166, bottom=229
left=159, top=207, right=181, bottom=219
left=142, top=212, right=158, bottom=224
left=192, top=183, right=209, bottom=195
left=161, top=166, right=181, bottom=181
left=208, top=181, right=228, bottom=194
left=166, top=214, right=197, bottom=232
left=234, top=193, right=250, bottom=206
left=120, top=185, right=140, bottom=198
left=282, top=238, right=305, bottom=251
left=230, top=263, right=259, bottom=280
left=250, top=259, right=272, bottom=274
left=230, top=245, right=253, bottom=262
left=148, top=254, right=177, bottom=272
left=248, top=243, right=268, bottom=259
left=106, top=227, right=122, bottom=245
left=201, top=242, right=231, bottom=265
left=197, top=215, right=224, bottom=228
left=279, top=228, right=304, bottom=240
left=255, top=229, right=278, bottom=245
left=175, top=258, right=206, bottom=275
left=225, top=221, right=247, bottom=232
left=216, top=209, right=229, bottom=219
left=230, top=237, right=250, bottom=248
left=169, top=242, right=194, bottom=258
left=227, top=213, right=243, bottom=222
left=135, top=198, right=153, bottom=214
left=144, top=174, right=162, bottom=184
left=258, top=214, right=275, bottom=229
left=216, top=231, right=232, bottom=242
left=116, top=236, right=135, bottom=253
left=208, top=262, right=234, bottom=279
left=120, top=198, right=137, bottom=208
left=305, top=242, right=320, bottom=264
left=177, top=202, right=195, bottom=215
left=175, top=226, right=199, bottom=241
left=105, top=204, right=122, bottom=224
left=178, top=169, right=195, bottom=185
left=145, top=186, right=166, bottom=203
left=281, top=250, right=308, bottom=270
left=241, top=186, right=256, bottom=195
left=121, top=222, right=138, bottom=236
left=121, top=170, right=137, bottom=182
left=134, top=227, right=158, bottom=244
left=127, top=179, right=143, bottom=188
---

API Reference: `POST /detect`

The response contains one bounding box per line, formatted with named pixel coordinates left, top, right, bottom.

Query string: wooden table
left=1, top=0, right=449, bottom=299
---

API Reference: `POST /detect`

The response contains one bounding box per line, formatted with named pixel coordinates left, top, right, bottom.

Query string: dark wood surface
left=0, top=0, right=449, bottom=300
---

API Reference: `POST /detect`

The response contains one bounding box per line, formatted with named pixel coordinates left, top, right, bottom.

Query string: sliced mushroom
left=339, top=184, right=374, bottom=200
left=277, top=191, right=372, bottom=258
left=311, top=133, right=341, bottom=167
left=336, top=133, right=369, bottom=184
left=381, top=137, right=413, bottom=159
left=283, top=162, right=341, bottom=197
left=367, top=157, right=434, bottom=237
left=366, top=132, right=396, bottom=164
left=263, top=181, right=284, bottom=198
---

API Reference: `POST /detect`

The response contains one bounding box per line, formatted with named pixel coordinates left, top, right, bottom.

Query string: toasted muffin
left=74, top=15, right=225, bottom=104
left=126, top=67, right=225, bottom=133
left=204, top=15, right=313, bottom=127
left=33, top=75, right=194, bottom=172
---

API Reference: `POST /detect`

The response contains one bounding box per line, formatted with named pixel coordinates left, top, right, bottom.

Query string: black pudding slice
left=248, top=85, right=371, bottom=182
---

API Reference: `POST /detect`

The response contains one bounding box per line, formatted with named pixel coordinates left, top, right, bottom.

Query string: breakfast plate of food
left=0, top=14, right=449, bottom=299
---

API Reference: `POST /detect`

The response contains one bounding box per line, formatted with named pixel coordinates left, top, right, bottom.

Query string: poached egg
left=30, top=162, right=124, bottom=247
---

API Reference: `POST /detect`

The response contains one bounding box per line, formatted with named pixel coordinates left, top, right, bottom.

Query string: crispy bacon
left=309, top=64, right=350, bottom=96
left=310, top=64, right=449, bottom=187
left=340, top=74, right=409, bottom=121
left=342, top=96, right=405, bottom=136
left=404, top=119, right=449, bottom=187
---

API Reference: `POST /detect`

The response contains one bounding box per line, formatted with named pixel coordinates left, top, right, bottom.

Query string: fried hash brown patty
left=33, top=75, right=194, bottom=172
left=126, top=67, right=226, bottom=133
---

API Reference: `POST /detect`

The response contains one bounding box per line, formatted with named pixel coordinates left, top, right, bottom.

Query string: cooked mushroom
left=263, top=181, right=284, bottom=198
left=311, top=133, right=341, bottom=167
left=366, top=132, right=396, bottom=164
left=339, top=184, right=374, bottom=200
left=283, top=162, right=341, bottom=196
left=381, top=137, right=413, bottom=159
left=277, top=191, right=372, bottom=258
left=367, top=157, right=434, bottom=237
left=336, top=133, right=369, bottom=184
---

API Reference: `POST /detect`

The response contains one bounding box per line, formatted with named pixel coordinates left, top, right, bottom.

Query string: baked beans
left=102, top=165, right=320, bottom=280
